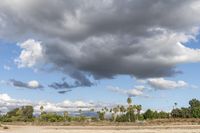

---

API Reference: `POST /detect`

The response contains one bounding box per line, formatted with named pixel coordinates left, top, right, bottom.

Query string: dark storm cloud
left=1, top=0, right=198, bottom=41
left=10, top=79, right=27, bottom=88
left=69, top=71, right=94, bottom=87
left=9, top=79, right=43, bottom=89
left=49, top=73, right=94, bottom=90
left=1, top=0, right=200, bottom=80
left=58, top=90, right=72, bottom=94
left=49, top=81, right=72, bottom=90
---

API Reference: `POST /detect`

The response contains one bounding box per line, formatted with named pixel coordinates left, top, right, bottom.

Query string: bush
left=3, top=126, right=9, bottom=129
left=40, top=113, right=64, bottom=122
left=97, top=111, right=105, bottom=121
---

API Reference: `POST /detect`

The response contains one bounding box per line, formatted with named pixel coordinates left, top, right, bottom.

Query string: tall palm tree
left=63, top=111, right=68, bottom=122
left=79, top=109, right=82, bottom=114
left=137, top=105, right=142, bottom=115
left=113, top=107, right=119, bottom=114
left=173, top=102, right=178, bottom=109
left=136, top=105, right=142, bottom=120
left=174, top=102, right=178, bottom=108
left=127, top=97, right=132, bottom=106
left=104, top=107, right=108, bottom=112
left=112, top=107, right=119, bottom=122
left=120, top=105, right=126, bottom=114
left=39, top=105, right=44, bottom=119
left=117, top=105, right=120, bottom=113
left=40, top=106, right=44, bottom=114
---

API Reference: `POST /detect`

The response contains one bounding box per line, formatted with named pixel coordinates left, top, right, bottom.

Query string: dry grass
left=2, top=118, right=200, bottom=126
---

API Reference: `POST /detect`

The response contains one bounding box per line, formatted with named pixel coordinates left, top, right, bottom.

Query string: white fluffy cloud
left=147, top=78, right=188, bottom=90
left=108, top=86, right=146, bottom=97
left=27, top=80, right=41, bottom=89
left=0, top=93, right=32, bottom=113
left=34, top=100, right=95, bottom=113
left=15, top=39, right=44, bottom=68
left=0, top=93, right=112, bottom=114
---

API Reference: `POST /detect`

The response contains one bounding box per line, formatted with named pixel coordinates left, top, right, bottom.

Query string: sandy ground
left=1, top=125, right=200, bottom=133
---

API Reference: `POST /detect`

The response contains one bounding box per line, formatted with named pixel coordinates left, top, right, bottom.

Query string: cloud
left=49, top=74, right=94, bottom=91
left=1, top=0, right=200, bottom=79
left=147, top=78, right=189, bottom=90
left=0, top=93, right=32, bottom=113
left=49, top=81, right=72, bottom=90
left=58, top=90, right=72, bottom=94
left=15, top=39, right=44, bottom=68
left=0, top=93, right=114, bottom=114
left=35, top=100, right=115, bottom=113
left=108, top=86, right=147, bottom=97
left=8, top=79, right=44, bottom=89
left=27, top=80, right=43, bottom=89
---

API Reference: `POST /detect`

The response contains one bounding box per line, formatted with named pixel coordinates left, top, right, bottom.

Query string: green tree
left=180, top=107, right=191, bottom=118
left=191, top=107, right=200, bottom=118
left=189, top=99, right=200, bottom=109
left=171, top=108, right=182, bottom=118
left=158, top=111, right=169, bottom=119
left=40, top=112, right=64, bottom=122
left=189, top=99, right=200, bottom=118
left=21, top=106, right=34, bottom=121
left=6, top=106, right=34, bottom=122
left=7, top=108, right=20, bottom=118
left=143, top=109, right=154, bottom=120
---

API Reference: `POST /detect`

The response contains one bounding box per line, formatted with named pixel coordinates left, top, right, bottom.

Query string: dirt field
left=1, top=125, right=200, bottom=133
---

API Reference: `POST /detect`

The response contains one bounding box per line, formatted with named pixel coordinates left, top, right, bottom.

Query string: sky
left=1, top=0, right=200, bottom=113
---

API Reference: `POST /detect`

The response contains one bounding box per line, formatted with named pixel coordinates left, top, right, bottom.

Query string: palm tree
left=136, top=105, right=142, bottom=115
left=136, top=105, right=142, bottom=120
left=39, top=105, right=44, bottom=119
left=117, top=105, right=120, bottom=113
left=63, top=111, right=68, bottom=122
left=113, top=107, right=119, bottom=114
left=174, top=102, right=178, bottom=108
left=120, top=105, right=126, bottom=114
left=113, top=107, right=119, bottom=122
left=40, top=106, right=44, bottom=114
left=173, top=102, right=178, bottom=110
left=104, top=107, right=109, bottom=112
left=79, top=109, right=82, bottom=115
left=127, top=97, right=132, bottom=106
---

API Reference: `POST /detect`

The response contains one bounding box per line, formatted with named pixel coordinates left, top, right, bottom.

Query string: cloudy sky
left=1, top=0, right=200, bottom=113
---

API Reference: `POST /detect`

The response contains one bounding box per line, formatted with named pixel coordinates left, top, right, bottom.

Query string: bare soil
left=1, top=125, right=200, bottom=133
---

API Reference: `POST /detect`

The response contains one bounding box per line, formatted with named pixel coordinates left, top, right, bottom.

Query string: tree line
left=1, top=98, right=200, bottom=123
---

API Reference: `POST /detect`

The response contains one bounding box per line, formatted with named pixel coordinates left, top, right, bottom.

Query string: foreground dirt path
left=1, top=125, right=200, bottom=133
